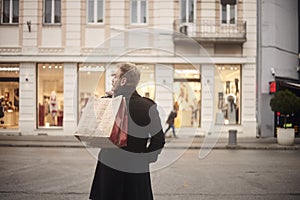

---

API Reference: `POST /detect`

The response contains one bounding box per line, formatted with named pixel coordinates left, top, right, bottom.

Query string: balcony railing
left=173, top=19, right=247, bottom=43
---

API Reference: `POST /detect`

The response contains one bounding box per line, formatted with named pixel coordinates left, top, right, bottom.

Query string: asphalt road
left=0, top=147, right=299, bottom=200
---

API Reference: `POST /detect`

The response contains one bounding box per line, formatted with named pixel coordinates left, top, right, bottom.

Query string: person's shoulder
left=142, top=97, right=156, bottom=105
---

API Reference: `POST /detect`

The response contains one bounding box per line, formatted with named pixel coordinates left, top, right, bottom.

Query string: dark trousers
left=165, top=124, right=176, bottom=137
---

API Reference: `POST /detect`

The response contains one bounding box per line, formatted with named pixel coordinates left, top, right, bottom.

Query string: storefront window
left=0, top=64, right=19, bottom=129
left=215, top=64, right=240, bottom=125
left=78, top=64, right=106, bottom=120
left=78, top=64, right=154, bottom=122
left=174, top=64, right=201, bottom=127
left=136, top=64, right=155, bottom=100
left=37, top=64, right=64, bottom=128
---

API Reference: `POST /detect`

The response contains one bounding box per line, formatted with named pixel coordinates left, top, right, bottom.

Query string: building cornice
left=0, top=55, right=255, bottom=64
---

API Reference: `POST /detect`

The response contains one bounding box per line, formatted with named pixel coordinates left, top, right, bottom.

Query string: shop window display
left=136, top=64, right=155, bottom=100
left=38, top=64, right=64, bottom=128
left=77, top=64, right=155, bottom=123
left=174, top=64, right=201, bottom=127
left=78, top=64, right=106, bottom=121
left=0, top=64, right=19, bottom=129
left=215, top=65, right=240, bottom=125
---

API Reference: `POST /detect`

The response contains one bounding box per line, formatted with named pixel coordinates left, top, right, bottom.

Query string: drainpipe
left=256, top=0, right=262, bottom=138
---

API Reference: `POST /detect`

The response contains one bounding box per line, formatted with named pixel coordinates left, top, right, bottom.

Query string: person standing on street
left=89, top=63, right=165, bottom=200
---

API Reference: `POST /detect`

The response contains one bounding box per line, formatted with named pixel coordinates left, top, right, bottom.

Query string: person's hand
left=106, top=91, right=114, bottom=96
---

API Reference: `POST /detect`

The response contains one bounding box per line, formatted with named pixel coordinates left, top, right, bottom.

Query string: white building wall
left=42, top=27, right=62, bottom=47
left=63, top=63, right=77, bottom=134
left=201, top=64, right=214, bottom=134
left=155, top=64, right=173, bottom=124
left=200, top=0, right=216, bottom=20
left=243, top=0, right=257, bottom=57
left=85, top=29, right=106, bottom=48
left=0, top=27, right=19, bottom=47
left=241, top=63, right=257, bottom=136
left=153, top=0, right=174, bottom=30
left=259, top=0, right=299, bottom=137
left=19, top=63, right=36, bottom=135
left=65, top=0, right=82, bottom=54
left=21, top=0, right=38, bottom=53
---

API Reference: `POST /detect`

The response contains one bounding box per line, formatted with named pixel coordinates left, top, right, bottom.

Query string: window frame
left=1, top=0, right=19, bottom=24
left=43, top=0, right=61, bottom=25
left=130, top=0, right=148, bottom=25
left=180, top=0, right=196, bottom=24
left=220, top=2, right=237, bottom=25
left=87, top=0, right=105, bottom=24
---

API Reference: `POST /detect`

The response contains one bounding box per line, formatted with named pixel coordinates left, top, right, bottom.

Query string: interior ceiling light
left=0, top=67, right=19, bottom=71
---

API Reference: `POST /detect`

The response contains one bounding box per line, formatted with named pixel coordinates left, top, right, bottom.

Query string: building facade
left=0, top=0, right=257, bottom=136
left=257, top=0, right=299, bottom=137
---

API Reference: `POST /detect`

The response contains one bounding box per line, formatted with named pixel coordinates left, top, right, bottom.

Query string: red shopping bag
left=109, top=97, right=128, bottom=147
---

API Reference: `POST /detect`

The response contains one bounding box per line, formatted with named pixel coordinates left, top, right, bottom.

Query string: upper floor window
left=221, top=0, right=236, bottom=24
left=44, top=0, right=61, bottom=24
left=180, top=0, right=195, bottom=23
left=87, top=0, right=104, bottom=23
left=1, top=0, right=19, bottom=24
left=130, top=0, right=147, bottom=24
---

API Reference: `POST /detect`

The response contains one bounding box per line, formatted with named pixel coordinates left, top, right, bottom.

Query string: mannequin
left=49, top=91, right=58, bottom=125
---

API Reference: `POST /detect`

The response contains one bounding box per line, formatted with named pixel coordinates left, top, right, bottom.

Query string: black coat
left=166, top=110, right=177, bottom=125
left=89, top=90, right=165, bottom=200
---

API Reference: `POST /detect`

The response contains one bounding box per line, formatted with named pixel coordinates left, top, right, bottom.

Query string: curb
left=0, top=143, right=299, bottom=150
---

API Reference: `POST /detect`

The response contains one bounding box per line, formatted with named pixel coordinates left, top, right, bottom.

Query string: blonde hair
left=116, top=62, right=141, bottom=87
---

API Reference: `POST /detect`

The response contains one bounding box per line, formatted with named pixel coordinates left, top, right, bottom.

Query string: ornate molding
left=39, top=48, right=65, bottom=53
left=0, top=47, right=21, bottom=54
left=82, top=48, right=108, bottom=54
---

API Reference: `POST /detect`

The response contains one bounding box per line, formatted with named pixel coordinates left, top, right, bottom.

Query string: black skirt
left=89, top=161, right=154, bottom=200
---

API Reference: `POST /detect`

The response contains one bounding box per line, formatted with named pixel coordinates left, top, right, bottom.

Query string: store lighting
left=79, top=66, right=105, bottom=72
left=175, top=69, right=198, bottom=74
left=0, top=67, right=19, bottom=71
left=49, top=66, right=52, bottom=69
left=59, top=66, right=62, bottom=69
left=43, top=65, right=46, bottom=69
left=55, top=65, right=58, bottom=69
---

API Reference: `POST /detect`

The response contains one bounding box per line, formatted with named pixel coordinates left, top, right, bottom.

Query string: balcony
left=173, top=19, right=247, bottom=44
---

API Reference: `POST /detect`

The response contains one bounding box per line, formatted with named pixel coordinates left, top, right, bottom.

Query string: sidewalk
left=0, top=134, right=299, bottom=150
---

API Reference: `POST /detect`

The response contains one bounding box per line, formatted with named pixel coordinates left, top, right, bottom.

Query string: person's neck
left=114, top=85, right=137, bottom=98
